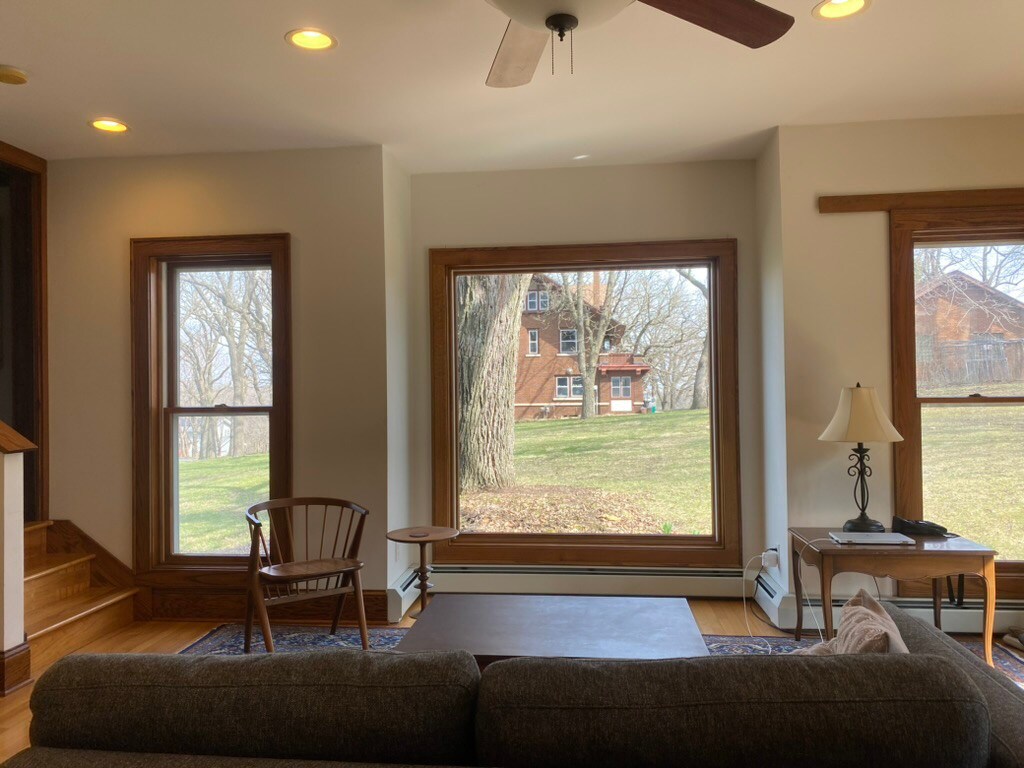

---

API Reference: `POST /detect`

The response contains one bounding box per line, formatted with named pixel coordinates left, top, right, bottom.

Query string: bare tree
left=677, top=268, right=710, bottom=410
left=556, top=271, right=629, bottom=419
left=456, top=273, right=531, bottom=490
left=616, top=269, right=707, bottom=411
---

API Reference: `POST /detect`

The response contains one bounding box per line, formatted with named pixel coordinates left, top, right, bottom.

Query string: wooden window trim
left=131, top=234, right=292, bottom=580
left=0, top=140, right=48, bottom=520
left=429, top=239, right=742, bottom=567
left=889, top=205, right=1024, bottom=599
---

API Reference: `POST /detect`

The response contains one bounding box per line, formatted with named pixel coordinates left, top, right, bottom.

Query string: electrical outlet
left=761, top=548, right=780, bottom=569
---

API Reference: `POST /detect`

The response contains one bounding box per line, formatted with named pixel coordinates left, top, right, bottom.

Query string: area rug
left=182, top=625, right=1024, bottom=686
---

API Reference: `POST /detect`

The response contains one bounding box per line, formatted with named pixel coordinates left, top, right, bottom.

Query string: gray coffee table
left=395, top=593, right=708, bottom=668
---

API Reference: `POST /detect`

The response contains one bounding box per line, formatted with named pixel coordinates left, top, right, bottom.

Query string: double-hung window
left=527, top=329, right=539, bottom=355
left=611, top=376, right=632, bottom=398
left=131, top=234, right=292, bottom=571
left=560, top=329, right=578, bottom=355
left=891, top=208, right=1024, bottom=596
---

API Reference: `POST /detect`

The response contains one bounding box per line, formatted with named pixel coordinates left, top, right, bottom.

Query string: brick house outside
left=916, top=270, right=1024, bottom=388
left=514, top=278, right=651, bottom=420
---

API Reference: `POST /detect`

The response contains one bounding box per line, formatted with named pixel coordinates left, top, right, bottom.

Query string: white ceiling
left=1, top=0, right=1023, bottom=173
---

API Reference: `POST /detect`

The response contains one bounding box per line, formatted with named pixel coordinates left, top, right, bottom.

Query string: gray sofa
left=4, top=603, right=1022, bottom=768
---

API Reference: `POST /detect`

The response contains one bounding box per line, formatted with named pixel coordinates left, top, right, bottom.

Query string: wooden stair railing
left=0, top=421, right=36, bottom=695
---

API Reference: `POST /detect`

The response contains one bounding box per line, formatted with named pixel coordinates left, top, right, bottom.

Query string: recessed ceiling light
left=286, top=28, right=338, bottom=50
left=90, top=118, right=129, bottom=133
left=0, top=65, right=28, bottom=85
left=573, top=154, right=591, bottom=161
left=812, top=0, right=871, bottom=20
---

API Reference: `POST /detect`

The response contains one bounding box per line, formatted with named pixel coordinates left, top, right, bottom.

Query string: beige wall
left=47, top=146, right=397, bottom=588
left=410, top=161, right=767, bottom=564
left=770, top=114, right=1024, bottom=594
left=382, top=151, right=416, bottom=584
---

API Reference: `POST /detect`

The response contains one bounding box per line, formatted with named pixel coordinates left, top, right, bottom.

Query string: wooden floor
left=0, top=598, right=784, bottom=762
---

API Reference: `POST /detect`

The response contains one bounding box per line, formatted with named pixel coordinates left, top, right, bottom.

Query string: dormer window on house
left=560, top=328, right=578, bottom=354
left=526, top=290, right=549, bottom=312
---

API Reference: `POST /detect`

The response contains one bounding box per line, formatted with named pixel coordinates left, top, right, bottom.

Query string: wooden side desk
left=789, top=527, right=997, bottom=666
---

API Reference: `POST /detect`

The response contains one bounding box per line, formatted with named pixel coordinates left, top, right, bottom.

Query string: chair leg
left=330, top=590, right=348, bottom=635
left=244, top=588, right=255, bottom=653
left=254, top=589, right=275, bottom=653
left=352, top=570, right=369, bottom=650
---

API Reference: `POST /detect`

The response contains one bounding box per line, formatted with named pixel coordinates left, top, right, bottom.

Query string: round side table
left=386, top=526, right=459, bottom=617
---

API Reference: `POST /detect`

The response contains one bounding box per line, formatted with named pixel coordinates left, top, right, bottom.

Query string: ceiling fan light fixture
left=812, top=0, right=871, bottom=20
left=285, top=28, right=338, bottom=50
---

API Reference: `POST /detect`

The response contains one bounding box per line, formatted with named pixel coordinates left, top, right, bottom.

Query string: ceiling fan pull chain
left=551, top=29, right=555, bottom=75
left=570, top=28, right=574, bottom=75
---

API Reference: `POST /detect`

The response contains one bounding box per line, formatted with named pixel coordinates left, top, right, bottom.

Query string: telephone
left=892, top=516, right=949, bottom=537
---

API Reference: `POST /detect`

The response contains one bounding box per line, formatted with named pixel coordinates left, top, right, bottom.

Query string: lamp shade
left=819, top=384, right=903, bottom=444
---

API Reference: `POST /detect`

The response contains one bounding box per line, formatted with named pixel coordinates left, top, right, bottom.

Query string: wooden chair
left=244, top=497, right=370, bottom=653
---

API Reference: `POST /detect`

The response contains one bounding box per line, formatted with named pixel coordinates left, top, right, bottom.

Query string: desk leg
left=821, top=559, right=834, bottom=640
left=932, top=578, right=942, bottom=630
left=981, top=558, right=996, bottom=667
left=792, top=546, right=803, bottom=641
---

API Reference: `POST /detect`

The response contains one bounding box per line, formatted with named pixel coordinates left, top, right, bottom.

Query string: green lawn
left=921, top=405, right=1024, bottom=560
left=461, top=410, right=714, bottom=536
left=177, top=453, right=269, bottom=554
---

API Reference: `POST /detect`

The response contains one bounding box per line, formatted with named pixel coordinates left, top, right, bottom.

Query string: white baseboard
left=427, top=565, right=745, bottom=598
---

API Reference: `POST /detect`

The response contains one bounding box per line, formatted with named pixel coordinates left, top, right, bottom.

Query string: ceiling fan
left=485, top=0, right=795, bottom=87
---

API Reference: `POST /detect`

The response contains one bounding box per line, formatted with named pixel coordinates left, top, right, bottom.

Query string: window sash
left=612, top=377, right=631, bottom=398
left=555, top=375, right=583, bottom=398
left=560, top=329, right=578, bottom=354
left=528, top=329, right=539, bottom=355
left=538, top=291, right=550, bottom=311
left=526, top=291, right=538, bottom=311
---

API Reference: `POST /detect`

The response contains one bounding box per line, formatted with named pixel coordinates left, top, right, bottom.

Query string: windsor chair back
left=244, top=497, right=370, bottom=653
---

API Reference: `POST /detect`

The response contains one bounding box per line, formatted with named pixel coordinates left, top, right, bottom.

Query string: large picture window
left=891, top=208, right=1024, bottom=596
left=132, top=234, right=291, bottom=571
left=429, top=240, right=741, bottom=567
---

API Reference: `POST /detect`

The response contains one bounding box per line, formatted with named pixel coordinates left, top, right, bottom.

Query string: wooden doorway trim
left=0, top=140, right=48, bottom=521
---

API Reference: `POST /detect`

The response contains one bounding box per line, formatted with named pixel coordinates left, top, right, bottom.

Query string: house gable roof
left=915, top=270, right=1024, bottom=313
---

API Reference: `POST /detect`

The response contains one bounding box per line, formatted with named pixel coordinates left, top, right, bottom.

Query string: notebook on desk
left=828, top=531, right=915, bottom=545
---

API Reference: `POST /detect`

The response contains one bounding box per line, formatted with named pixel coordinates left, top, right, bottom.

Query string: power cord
left=742, top=554, right=773, bottom=655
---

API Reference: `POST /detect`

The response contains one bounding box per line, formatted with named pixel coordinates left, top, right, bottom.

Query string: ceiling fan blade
left=640, top=0, right=794, bottom=48
left=486, top=19, right=548, bottom=88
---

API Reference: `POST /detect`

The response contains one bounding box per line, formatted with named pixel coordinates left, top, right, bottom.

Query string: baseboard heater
left=432, top=565, right=744, bottom=578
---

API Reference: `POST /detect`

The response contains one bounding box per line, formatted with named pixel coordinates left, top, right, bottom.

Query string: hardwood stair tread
left=26, top=586, right=139, bottom=640
left=24, top=552, right=95, bottom=582
left=23, top=520, right=54, bottom=534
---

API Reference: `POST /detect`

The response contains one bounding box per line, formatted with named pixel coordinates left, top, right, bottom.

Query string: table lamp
left=819, top=383, right=903, bottom=532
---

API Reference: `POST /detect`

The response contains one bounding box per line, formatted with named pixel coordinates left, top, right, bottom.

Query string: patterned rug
left=182, top=624, right=1024, bottom=686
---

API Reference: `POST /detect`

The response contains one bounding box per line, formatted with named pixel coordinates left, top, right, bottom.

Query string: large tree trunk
left=457, top=274, right=531, bottom=491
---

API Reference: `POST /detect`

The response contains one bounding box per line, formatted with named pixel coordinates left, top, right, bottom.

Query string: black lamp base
left=843, top=513, right=885, bottom=533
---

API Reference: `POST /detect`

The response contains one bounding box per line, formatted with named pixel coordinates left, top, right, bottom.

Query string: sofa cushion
left=793, top=589, right=909, bottom=656
left=476, top=654, right=990, bottom=768
left=2, top=748, right=466, bottom=768
left=29, top=650, right=479, bottom=766
left=884, top=602, right=1024, bottom=768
